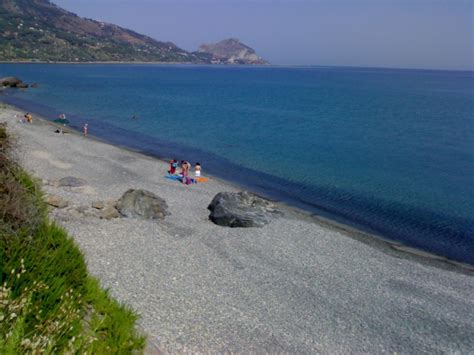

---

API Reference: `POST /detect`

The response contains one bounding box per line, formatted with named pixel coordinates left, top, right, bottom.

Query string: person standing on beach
left=83, top=123, right=88, bottom=137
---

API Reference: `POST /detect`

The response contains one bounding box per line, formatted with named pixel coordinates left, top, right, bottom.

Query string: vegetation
left=0, top=0, right=208, bottom=63
left=0, top=124, right=145, bottom=353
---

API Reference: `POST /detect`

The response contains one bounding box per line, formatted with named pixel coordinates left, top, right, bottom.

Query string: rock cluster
left=208, top=191, right=280, bottom=228
left=91, top=200, right=120, bottom=220
left=45, top=175, right=280, bottom=229
left=45, top=177, right=170, bottom=222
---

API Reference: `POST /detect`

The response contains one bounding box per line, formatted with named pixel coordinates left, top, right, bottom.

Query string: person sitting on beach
left=168, top=159, right=178, bottom=175
left=180, top=161, right=193, bottom=184
left=194, top=162, right=201, bottom=177
left=24, top=113, right=33, bottom=123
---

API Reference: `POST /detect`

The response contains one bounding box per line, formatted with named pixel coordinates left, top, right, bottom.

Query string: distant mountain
left=0, top=1, right=266, bottom=64
left=0, top=0, right=205, bottom=62
left=197, top=38, right=268, bottom=65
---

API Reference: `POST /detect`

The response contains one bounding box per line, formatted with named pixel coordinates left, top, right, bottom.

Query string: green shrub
left=0, top=125, right=145, bottom=353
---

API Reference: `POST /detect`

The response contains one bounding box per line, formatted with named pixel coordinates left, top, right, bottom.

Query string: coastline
left=2, top=73, right=472, bottom=266
left=1, top=61, right=472, bottom=72
left=2, top=101, right=472, bottom=272
left=1, top=103, right=473, bottom=352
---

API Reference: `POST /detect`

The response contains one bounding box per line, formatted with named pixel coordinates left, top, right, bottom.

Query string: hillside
left=198, top=38, right=268, bottom=65
left=0, top=0, right=203, bottom=62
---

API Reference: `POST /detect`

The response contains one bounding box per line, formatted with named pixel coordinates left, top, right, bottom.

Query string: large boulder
left=117, top=189, right=169, bottom=219
left=208, top=191, right=280, bottom=228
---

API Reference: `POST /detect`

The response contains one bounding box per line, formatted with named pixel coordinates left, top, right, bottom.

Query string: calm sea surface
left=1, top=64, right=473, bottom=264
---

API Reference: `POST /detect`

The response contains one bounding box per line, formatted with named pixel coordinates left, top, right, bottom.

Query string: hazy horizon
left=54, top=0, right=473, bottom=71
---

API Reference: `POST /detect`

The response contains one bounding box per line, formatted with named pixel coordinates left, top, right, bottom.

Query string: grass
left=0, top=124, right=145, bottom=353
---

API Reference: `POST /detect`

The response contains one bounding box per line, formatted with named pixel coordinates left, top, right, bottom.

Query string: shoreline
left=1, top=61, right=472, bottom=72
left=2, top=84, right=472, bottom=266
left=2, top=101, right=473, bottom=273
left=1, top=103, right=473, bottom=352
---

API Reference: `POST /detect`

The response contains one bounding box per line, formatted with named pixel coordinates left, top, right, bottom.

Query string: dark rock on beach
left=208, top=191, right=280, bottom=228
left=117, top=189, right=169, bottom=219
left=58, top=176, right=88, bottom=187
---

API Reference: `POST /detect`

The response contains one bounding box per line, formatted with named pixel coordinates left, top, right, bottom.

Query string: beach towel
left=54, top=118, right=70, bottom=124
left=164, top=175, right=199, bottom=184
left=164, top=175, right=180, bottom=181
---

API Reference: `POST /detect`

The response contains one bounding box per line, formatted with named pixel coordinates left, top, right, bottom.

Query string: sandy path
left=1, top=105, right=473, bottom=353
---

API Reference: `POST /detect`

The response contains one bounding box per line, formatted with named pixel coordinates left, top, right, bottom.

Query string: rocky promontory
left=197, top=38, right=268, bottom=65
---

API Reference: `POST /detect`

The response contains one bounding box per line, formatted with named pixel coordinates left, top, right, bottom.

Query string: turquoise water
left=1, top=64, right=473, bottom=264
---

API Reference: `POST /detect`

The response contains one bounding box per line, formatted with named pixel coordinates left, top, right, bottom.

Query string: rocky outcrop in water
left=208, top=191, right=279, bottom=227
left=0, top=77, right=28, bottom=88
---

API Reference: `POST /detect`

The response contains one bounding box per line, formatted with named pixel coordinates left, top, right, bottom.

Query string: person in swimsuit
left=83, top=123, right=88, bottom=136
left=182, top=161, right=194, bottom=184
left=24, top=113, right=33, bottom=123
left=194, top=162, right=201, bottom=177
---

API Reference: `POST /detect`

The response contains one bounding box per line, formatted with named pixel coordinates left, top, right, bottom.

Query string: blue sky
left=54, top=0, right=473, bottom=70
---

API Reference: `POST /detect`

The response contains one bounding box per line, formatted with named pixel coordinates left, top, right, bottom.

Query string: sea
left=1, top=64, right=473, bottom=264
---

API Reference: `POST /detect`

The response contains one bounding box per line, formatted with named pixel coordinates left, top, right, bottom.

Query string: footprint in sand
left=31, top=150, right=72, bottom=170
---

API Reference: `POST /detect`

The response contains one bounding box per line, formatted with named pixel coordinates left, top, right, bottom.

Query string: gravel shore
left=2, top=105, right=473, bottom=353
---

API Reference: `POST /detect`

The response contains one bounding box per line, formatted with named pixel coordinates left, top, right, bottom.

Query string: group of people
left=52, top=113, right=88, bottom=137
left=168, top=160, right=202, bottom=185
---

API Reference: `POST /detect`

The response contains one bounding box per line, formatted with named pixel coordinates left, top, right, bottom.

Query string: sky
left=53, top=0, right=473, bottom=70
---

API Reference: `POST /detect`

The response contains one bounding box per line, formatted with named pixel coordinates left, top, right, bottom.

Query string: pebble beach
left=1, top=104, right=473, bottom=353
